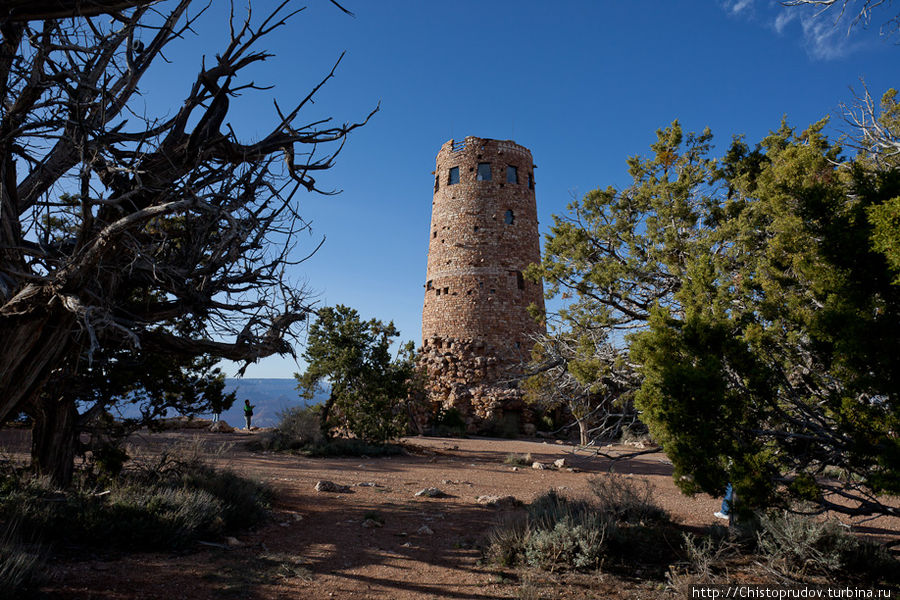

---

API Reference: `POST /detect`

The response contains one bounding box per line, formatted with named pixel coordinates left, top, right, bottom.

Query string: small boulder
left=417, top=525, right=434, bottom=535
left=522, top=423, right=537, bottom=436
left=209, top=420, right=234, bottom=433
left=553, top=458, right=567, bottom=469
left=532, top=462, right=546, bottom=470
left=475, top=495, right=521, bottom=509
left=315, top=480, right=352, bottom=493
left=414, top=487, right=448, bottom=498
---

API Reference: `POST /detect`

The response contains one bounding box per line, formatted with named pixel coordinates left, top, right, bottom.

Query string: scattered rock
left=532, top=462, right=546, bottom=470
left=209, top=420, right=234, bottom=433
left=362, top=518, right=383, bottom=528
left=475, top=495, right=521, bottom=509
left=225, top=536, right=243, bottom=547
left=401, top=542, right=412, bottom=548
left=553, top=458, right=567, bottom=469
left=511, top=467, right=518, bottom=472
left=414, top=487, right=448, bottom=498
left=315, top=480, right=352, bottom=493
left=356, top=482, right=380, bottom=487
left=417, top=525, right=434, bottom=535
left=522, top=423, right=537, bottom=436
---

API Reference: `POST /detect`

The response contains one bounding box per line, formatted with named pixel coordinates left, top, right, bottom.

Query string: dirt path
left=3, top=429, right=897, bottom=599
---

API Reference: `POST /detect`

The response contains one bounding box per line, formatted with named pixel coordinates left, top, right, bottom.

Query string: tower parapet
left=420, top=136, right=545, bottom=432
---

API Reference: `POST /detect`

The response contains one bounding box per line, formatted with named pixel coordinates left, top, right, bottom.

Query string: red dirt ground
left=2, top=427, right=897, bottom=599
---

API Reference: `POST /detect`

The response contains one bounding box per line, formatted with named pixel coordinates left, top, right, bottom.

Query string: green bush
left=489, top=491, right=613, bottom=571
left=0, top=453, right=270, bottom=552
left=431, top=407, right=467, bottom=437
left=249, top=407, right=405, bottom=457
left=301, top=438, right=404, bottom=458
left=488, top=484, right=674, bottom=573
left=523, top=516, right=607, bottom=570
left=757, top=511, right=898, bottom=582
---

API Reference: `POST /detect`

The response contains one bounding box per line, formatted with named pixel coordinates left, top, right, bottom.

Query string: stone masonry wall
left=420, top=137, right=545, bottom=430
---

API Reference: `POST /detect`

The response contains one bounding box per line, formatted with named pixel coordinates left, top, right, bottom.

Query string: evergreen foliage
left=295, top=305, right=419, bottom=443
left=533, top=94, right=900, bottom=517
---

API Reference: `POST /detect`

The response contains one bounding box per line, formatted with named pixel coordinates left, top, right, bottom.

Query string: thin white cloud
left=730, top=0, right=754, bottom=14
left=721, top=0, right=864, bottom=60
left=799, top=14, right=854, bottom=59
left=721, top=0, right=755, bottom=15
left=774, top=10, right=797, bottom=34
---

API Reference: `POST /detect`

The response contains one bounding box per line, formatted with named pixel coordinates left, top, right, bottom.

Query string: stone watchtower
left=419, top=137, right=545, bottom=433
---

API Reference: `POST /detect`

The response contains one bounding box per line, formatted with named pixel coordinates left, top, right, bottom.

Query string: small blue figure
left=714, top=483, right=732, bottom=520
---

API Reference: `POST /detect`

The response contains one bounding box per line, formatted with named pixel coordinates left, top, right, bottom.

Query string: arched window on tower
left=504, top=209, right=515, bottom=225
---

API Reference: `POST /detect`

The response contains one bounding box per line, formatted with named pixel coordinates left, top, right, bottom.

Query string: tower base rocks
left=418, top=336, right=533, bottom=434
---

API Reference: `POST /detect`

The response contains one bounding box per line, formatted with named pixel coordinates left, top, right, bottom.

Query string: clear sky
left=140, top=0, right=898, bottom=378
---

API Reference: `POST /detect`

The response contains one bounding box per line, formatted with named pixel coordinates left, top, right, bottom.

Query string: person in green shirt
left=243, top=399, right=254, bottom=430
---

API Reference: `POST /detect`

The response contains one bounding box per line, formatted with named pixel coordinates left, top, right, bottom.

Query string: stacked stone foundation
left=418, top=335, right=534, bottom=433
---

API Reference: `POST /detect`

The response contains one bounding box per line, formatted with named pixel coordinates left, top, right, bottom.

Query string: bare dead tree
left=781, top=0, right=900, bottom=37
left=0, top=0, right=374, bottom=484
left=524, top=326, right=643, bottom=448
left=838, top=84, right=900, bottom=170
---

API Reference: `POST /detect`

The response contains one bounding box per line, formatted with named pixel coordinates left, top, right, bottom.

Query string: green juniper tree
left=533, top=101, right=900, bottom=518
left=295, top=305, right=417, bottom=444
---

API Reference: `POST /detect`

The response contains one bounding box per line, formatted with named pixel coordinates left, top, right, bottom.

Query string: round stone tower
left=419, top=136, right=545, bottom=432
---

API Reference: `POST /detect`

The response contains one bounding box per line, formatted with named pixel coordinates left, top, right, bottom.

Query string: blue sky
left=140, top=0, right=898, bottom=378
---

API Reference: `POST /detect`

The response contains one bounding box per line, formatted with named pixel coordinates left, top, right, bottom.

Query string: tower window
left=516, top=270, right=524, bottom=290
left=506, top=165, right=518, bottom=184
left=426, top=280, right=433, bottom=290
left=448, top=166, right=460, bottom=185
left=505, top=209, right=515, bottom=225
left=433, top=231, right=437, bottom=238
left=528, top=172, right=534, bottom=189
left=443, top=287, right=449, bottom=295
left=474, top=225, right=479, bottom=232
left=436, top=288, right=441, bottom=296
left=434, top=175, right=439, bottom=192
left=476, top=162, right=492, bottom=181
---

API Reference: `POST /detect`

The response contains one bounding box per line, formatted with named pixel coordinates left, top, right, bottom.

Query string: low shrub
left=301, top=438, right=404, bottom=458
left=250, top=406, right=323, bottom=452
left=504, top=453, right=532, bottom=467
left=0, top=522, right=45, bottom=600
left=488, top=482, right=675, bottom=574
left=587, top=474, right=669, bottom=524
left=430, top=407, right=467, bottom=437
left=0, top=449, right=270, bottom=552
left=757, top=511, right=898, bottom=582
left=523, top=516, right=607, bottom=571
left=488, top=491, right=613, bottom=572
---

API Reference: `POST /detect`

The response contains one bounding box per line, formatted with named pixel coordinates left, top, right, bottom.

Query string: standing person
left=714, top=483, right=733, bottom=521
left=243, top=399, right=254, bottom=430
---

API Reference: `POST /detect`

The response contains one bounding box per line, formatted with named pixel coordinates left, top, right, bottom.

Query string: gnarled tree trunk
left=30, top=393, right=79, bottom=488
left=0, top=288, right=78, bottom=425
